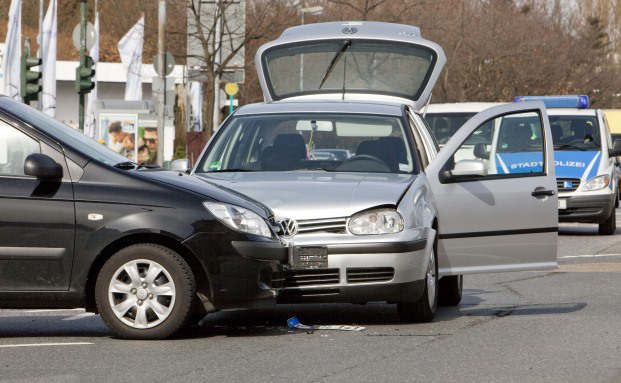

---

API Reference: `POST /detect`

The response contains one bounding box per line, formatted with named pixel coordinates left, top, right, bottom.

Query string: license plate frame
left=291, top=246, right=328, bottom=269
left=558, top=198, right=567, bottom=210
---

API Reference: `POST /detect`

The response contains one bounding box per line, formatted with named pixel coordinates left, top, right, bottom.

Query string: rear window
left=424, top=113, right=476, bottom=145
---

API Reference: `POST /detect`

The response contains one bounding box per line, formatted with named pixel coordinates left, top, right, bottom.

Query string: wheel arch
left=84, top=233, right=210, bottom=313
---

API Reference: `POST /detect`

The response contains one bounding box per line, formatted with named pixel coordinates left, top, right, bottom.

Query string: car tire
left=599, top=207, right=617, bottom=235
left=438, top=275, right=463, bottom=306
left=95, top=243, right=196, bottom=340
left=397, top=246, right=438, bottom=323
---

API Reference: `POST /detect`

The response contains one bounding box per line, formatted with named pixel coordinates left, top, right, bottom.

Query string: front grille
left=273, top=269, right=340, bottom=288
left=557, top=178, right=580, bottom=193
left=346, top=267, right=394, bottom=283
left=297, top=217, right=348, bottom=234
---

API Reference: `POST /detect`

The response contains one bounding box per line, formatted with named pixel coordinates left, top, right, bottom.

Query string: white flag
left=2, top=0, right=21, bottom=100
left=118, top=16, right=144, bottom=101
left=190, top=81, right=203, bottom=132
left=84, top=10, right=99, bottom=138
left=41, top=0, right=57, bottom=116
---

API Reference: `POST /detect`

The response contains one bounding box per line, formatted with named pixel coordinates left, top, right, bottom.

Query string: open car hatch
left=255, top=21, right=446, bottom=110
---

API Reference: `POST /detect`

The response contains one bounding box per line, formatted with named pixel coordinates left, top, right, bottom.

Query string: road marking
left=559, top=253, right=621, bottom=259
left=23, top=309, right=83, bottom=313
left=62, top=313, right=95, bottom=321
left=0, top=342, right=93, bottom=349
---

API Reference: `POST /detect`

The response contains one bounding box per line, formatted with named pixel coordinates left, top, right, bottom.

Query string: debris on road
left=286, top=316, right=366, bottom=332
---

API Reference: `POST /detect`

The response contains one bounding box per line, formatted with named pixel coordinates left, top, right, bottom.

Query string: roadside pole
left=78, top=0, right=86, bottom=132
left=157, top=0, right=166, bottom=166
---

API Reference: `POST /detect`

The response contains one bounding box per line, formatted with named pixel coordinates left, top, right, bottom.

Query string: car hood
left=194, top=172, right=416, bottom=220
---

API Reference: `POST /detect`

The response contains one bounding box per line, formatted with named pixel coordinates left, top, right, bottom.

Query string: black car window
left=0, top=121, right=40, bottom=177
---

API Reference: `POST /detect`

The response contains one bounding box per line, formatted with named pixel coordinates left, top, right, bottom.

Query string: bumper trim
left=326, top=238, right=427, bottom=254
left=231, top=241, right=288, bottom=262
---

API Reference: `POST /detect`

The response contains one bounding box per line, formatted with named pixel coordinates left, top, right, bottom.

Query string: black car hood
left=134, top=169, right=273, bottom=218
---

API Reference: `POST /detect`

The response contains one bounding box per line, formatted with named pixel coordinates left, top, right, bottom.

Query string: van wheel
left=438, top=275, right=463, bottom=306
left=397, top=246, right=438, bottom=323
left=95, top=244, right=196, bottom=339
left=599, top=208, right=617, bottom=235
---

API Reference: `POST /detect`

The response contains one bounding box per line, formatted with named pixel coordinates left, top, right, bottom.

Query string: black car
left=0, top=96, right=286, bottom=339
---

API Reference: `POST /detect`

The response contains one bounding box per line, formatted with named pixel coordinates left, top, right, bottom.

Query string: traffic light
left=75, top=55, right=96, bottom=94
left=20, top=50, right=42, bottom=104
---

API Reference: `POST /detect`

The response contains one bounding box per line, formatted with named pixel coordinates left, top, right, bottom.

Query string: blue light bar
left=514, top=95, right=589, bottom=109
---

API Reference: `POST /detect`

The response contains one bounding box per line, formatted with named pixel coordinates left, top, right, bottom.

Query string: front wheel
left=95, top=244, right=196, bottom=339
left=438, top=275, right=463, bottom=306
left=397, top=246, right=438, bottom=323
left=599, top=207, right=617, bottom=235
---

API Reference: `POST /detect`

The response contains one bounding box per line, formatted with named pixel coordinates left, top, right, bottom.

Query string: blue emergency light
left=514, top=95, right=589, bottom=109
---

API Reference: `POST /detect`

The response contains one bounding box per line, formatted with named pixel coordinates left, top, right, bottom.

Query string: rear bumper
left=558, top=193, right=615, bottom=223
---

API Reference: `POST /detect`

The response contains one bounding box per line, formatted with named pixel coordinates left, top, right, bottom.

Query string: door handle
left=531, top=188, right=555, bottom=197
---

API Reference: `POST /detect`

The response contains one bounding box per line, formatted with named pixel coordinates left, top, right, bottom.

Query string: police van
left=425, top=96, right=621, bottom=235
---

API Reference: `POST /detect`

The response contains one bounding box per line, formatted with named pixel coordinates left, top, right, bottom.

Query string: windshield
left=197, top=113, right=417, bottom=174
left=549, top=115, right=600, bottom=151
left=0, top=97, right=129, bottom=166
left=263, top=40, right=436, bottom=100
left=424, top=113, right=476, bottom=145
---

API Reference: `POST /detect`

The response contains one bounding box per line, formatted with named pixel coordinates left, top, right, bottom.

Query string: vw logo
left=278, top=218, right=299, bottom=237
left=342, top=26, right=358, bottom=35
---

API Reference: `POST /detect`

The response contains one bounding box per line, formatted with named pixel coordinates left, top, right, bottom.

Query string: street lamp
left=299, top=4, right=324, bottom=91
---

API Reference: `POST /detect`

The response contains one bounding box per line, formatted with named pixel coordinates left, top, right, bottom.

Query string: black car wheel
left=599, top=207, right=617, bottom=235
left=95, top=244, right=196, bottom=339
left=397, top=246, right=438, bottom=323
left=438, top=275, right=463, bottom=306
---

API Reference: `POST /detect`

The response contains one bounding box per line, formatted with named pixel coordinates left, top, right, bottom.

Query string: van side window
left=0, top=122, right=40, bottom=177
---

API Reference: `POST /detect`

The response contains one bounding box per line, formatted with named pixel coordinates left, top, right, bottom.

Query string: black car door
left=0, top=117, right=75, bottom=291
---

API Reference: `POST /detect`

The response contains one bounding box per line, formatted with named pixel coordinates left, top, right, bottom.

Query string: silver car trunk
left=197, top=172, right=416, bottom=221
left=254, top=21, right=446, bottom=111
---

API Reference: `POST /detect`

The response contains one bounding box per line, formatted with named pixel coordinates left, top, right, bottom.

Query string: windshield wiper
left=554, top=144, right=588, bottom=151
left=207, top=168, right=253, bottom=173
left=318, top=40, right=351, bottom=89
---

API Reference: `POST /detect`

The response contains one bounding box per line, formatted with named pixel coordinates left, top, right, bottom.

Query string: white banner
left=41, top=0, right=57, bottom=116
left=189, top=81, right=203, bottom=132
left=84, top=10, right=99, bottom=138
left=118, top=16, right=144, bottom=101
left=2, top=0, right=21, bottom=100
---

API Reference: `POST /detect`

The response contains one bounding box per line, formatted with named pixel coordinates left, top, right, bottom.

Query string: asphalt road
left=2, top=217, right=621, bottom=382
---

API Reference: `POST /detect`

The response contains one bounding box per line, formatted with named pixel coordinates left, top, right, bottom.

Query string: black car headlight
left=204, top=202, right=272, bottom=238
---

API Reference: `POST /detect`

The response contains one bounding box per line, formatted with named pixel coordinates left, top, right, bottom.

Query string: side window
left=0, top=121, right=40, bottom=177
left=444, top=111, right=545, bottom=179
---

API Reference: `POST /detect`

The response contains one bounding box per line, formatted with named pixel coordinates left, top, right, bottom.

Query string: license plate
left=291, top=246, right=328, bottom=269
left=558, top=199, right=567, bottom=210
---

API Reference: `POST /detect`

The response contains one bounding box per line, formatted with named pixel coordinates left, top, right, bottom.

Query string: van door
left=426, top=102, right=558, bottom=275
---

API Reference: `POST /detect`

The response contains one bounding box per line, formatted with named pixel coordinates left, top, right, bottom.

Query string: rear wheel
left=95, top=244, right=196, bottom=339
left=397, top=246, right=438, bottom=323
left=599, top=207, right=617, bottom=235
left=438, top=275, right=463, bottom=306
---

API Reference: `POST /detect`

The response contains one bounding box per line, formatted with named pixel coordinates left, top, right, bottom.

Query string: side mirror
left=24, top=153, right=63, bottom=180
left=609, top=139, right=621, bottom=157
left=441, top=159, right=487, bottom=183
left=474, top=143, right=490, bottom=160
left=170, top=158, right=190, bottom=173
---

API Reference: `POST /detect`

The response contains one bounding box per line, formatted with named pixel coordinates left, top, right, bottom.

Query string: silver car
left=192, top=21, right=558, bottom=322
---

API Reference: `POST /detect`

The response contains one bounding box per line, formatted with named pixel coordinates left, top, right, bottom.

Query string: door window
left=444, top=111, right=545, bottom=178
left=0, top=122, right=40, bottom=177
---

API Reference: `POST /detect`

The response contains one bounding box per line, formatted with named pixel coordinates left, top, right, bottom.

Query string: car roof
left=234, top=100, right=405, bottom=117
left=425, top=102, right=505, bottom=114
left=545, top=108, right=597, bottom=116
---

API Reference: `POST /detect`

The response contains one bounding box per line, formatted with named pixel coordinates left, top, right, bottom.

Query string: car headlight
left=582, top=175, right=610, bottom=191
left=204, top=202, right=272, bottom=238
left=348, top=208, right=404, bottom=235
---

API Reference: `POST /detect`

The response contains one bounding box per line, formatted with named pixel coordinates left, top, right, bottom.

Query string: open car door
left=426, top=102, right=558, bottom=275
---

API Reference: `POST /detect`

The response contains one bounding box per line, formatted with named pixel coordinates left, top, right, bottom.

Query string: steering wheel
left=337, top=154, right=391, bottom=172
